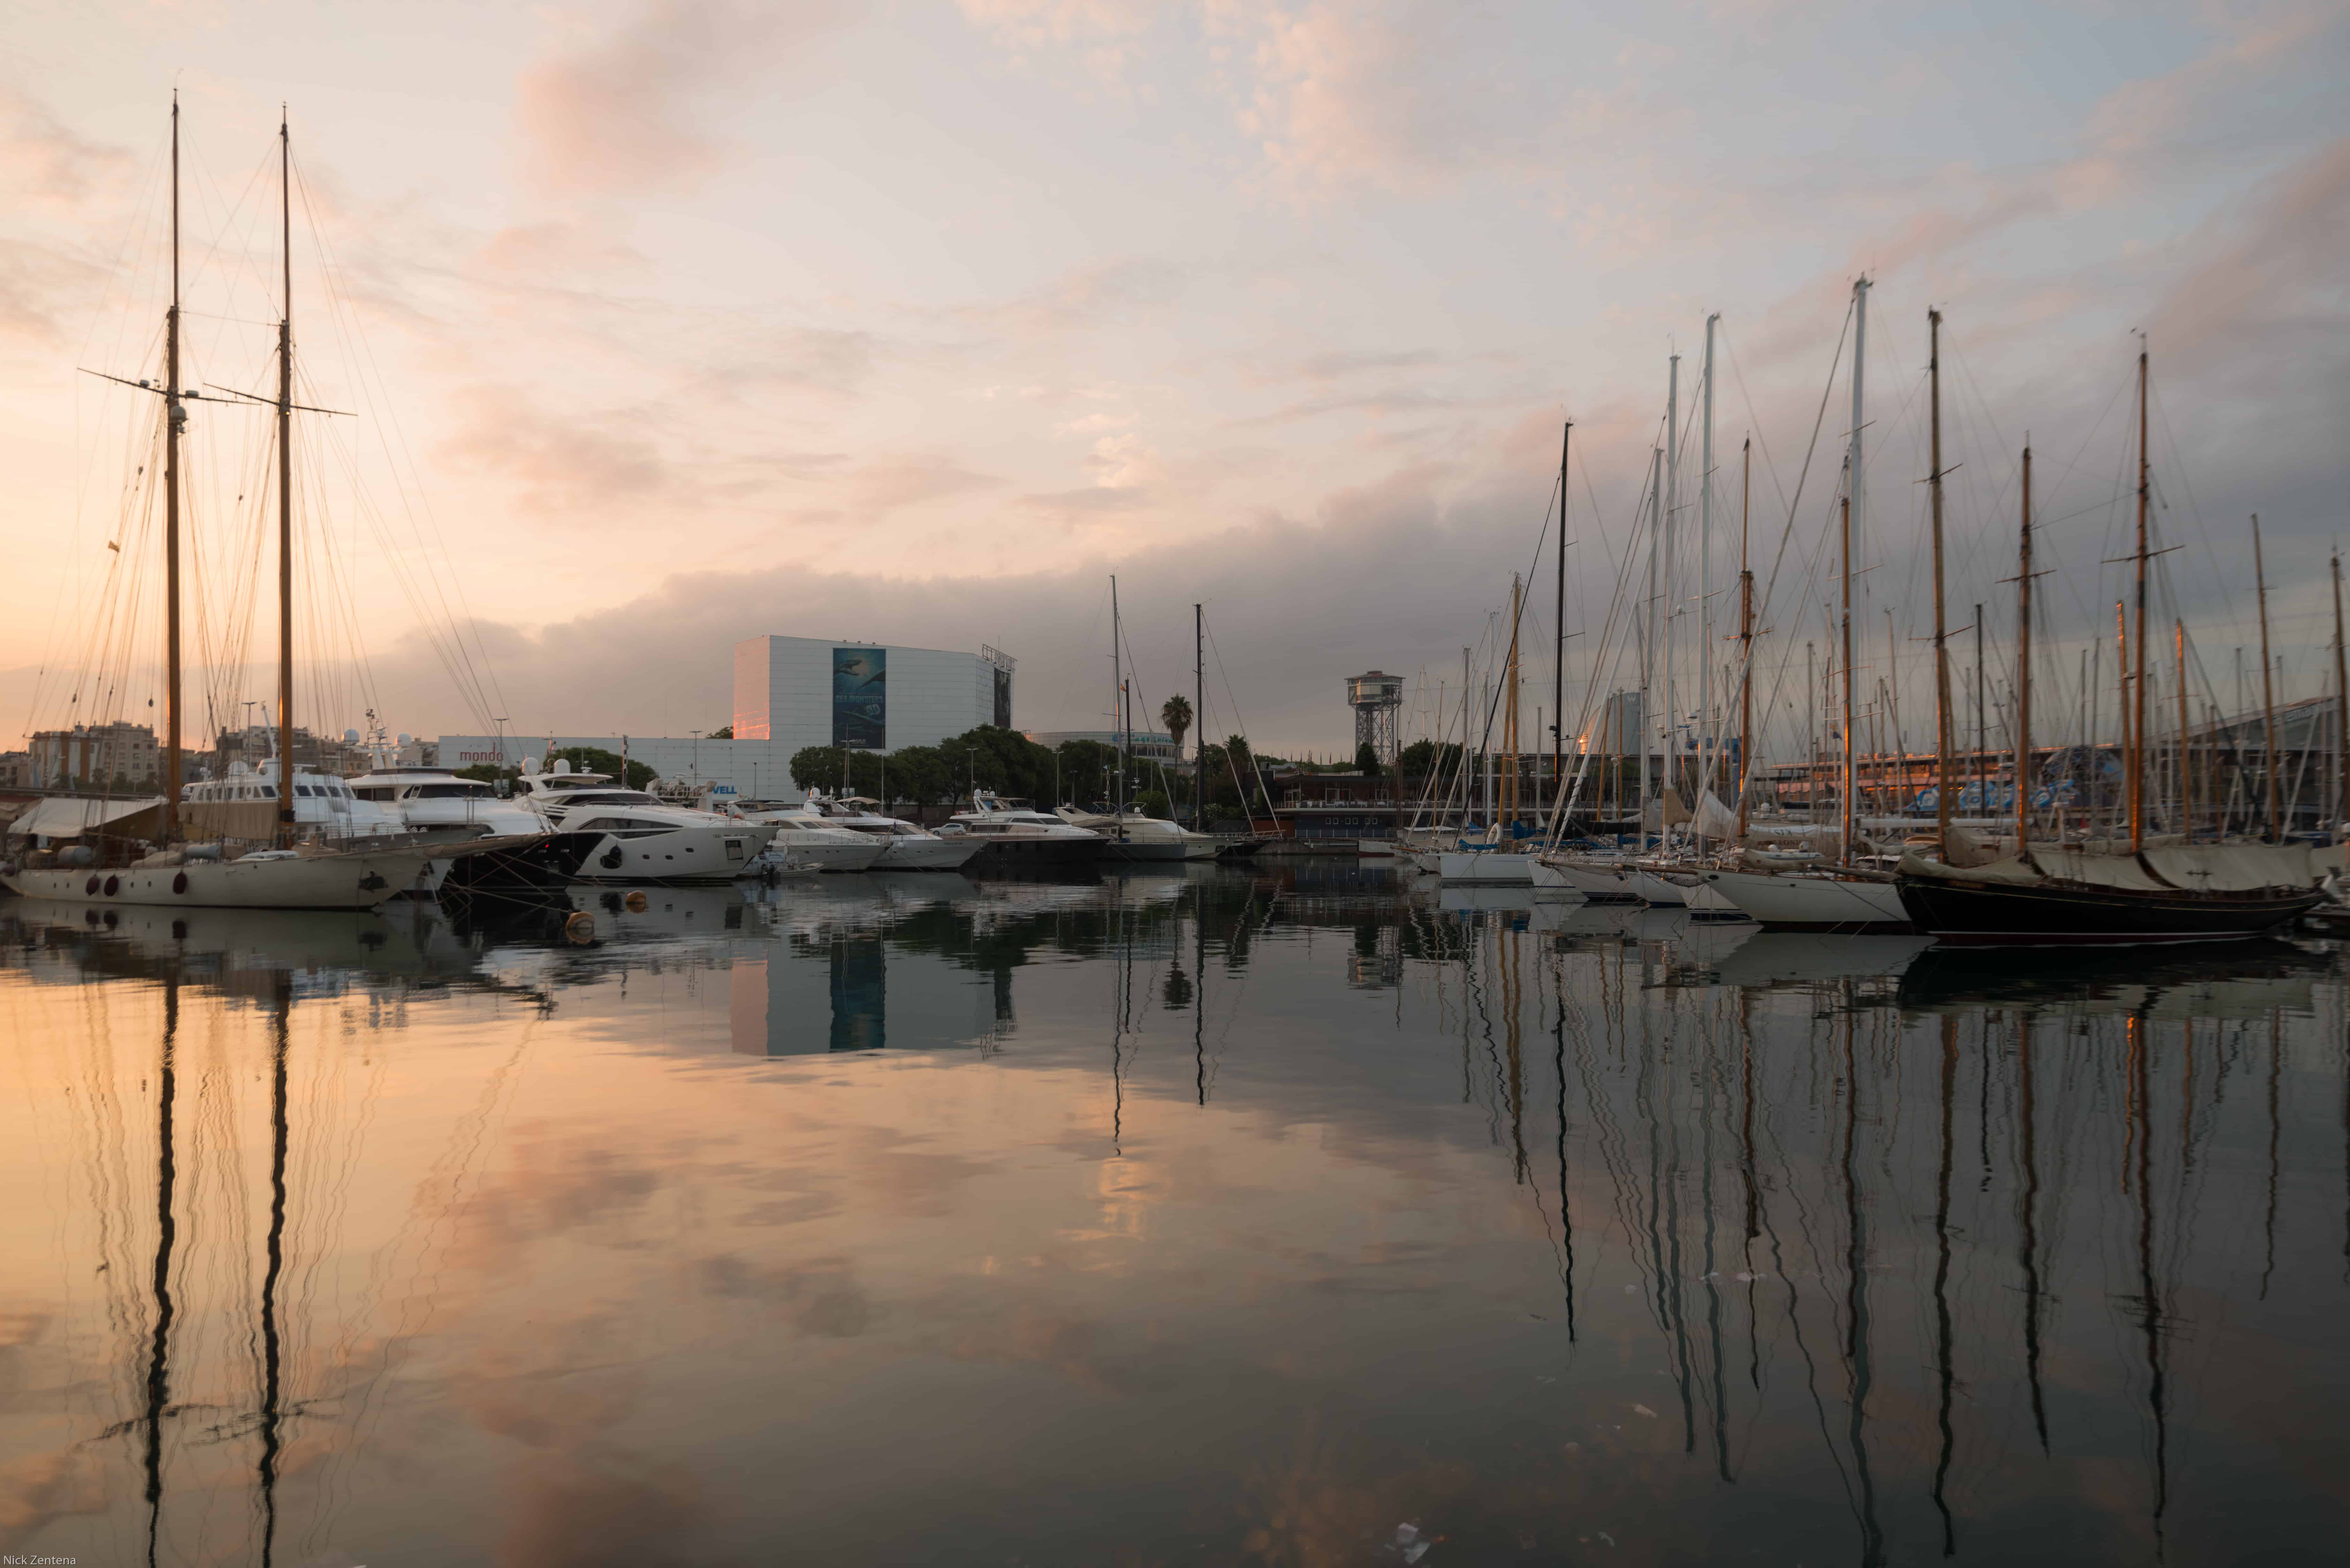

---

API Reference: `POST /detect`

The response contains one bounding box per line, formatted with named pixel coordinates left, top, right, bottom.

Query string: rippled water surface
left=3, top=865, right=2347, bottom=1566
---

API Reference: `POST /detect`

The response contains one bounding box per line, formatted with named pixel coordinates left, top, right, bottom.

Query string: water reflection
left=2, top=868, right=2346, bottom=1564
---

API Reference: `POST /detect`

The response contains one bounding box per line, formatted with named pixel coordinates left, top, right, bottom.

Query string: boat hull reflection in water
left=4, top=867, right=2348, bottom=1564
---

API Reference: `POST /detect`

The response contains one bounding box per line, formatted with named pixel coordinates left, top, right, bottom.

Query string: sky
left=1, top=0, right=2345, bottom=758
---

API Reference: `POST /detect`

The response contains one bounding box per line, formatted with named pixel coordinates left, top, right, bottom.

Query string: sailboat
left=1701, top=280, right=1911, bottom=931
left=0, top=105, right=518, bottom=910
left=1895, top=344, right=2338, bottom=944
left=1077, top=578, right=1217, bottom=861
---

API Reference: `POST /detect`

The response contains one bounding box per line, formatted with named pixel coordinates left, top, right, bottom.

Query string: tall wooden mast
left=2331, top=551, right=2348, bottom=841
left=1929, top=308, right=1954, bottom=849
left=163, top=96, right=184, bottom=842
left=1735, top=436, right=1754, bottom=839
left=2114, top=602, right=2129, bottom=840
left=2129, top=345, right=2150, bottom=850
left=2253, top=515, right=2281, bottom=840
left=1504, top=574, right=1521, bottom=825
left=2013, top=444, right=2033, bottom=849
left=276, top=110, right=296, bottom=848
left=2174, top=620, right=2191, bottom=840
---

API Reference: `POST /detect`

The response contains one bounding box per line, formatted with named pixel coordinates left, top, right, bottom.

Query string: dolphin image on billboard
left=833, top=648, right=886, bottom=749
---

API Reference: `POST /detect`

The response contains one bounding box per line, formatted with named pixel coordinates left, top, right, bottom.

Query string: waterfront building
left=30, top=722, right=160, bottom=788
left=210, top=723, right=373, bottom=779
left=1025, top=729, right=1183, bottom=767
left=435, top=636, right=1019, bottom=804
left=732, top=636, right=1014, bottom=753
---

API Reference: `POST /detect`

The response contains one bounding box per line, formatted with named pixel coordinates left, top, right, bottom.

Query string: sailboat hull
left=1626, top=871, right=1688, bottom=907
left=1894, top=874, right=2322, bottom=946
left=1438, top=851, right=1533, bottom=884
left=1701, top=869, right=1914, bottom=932
left=3, top=846, right=446, bottom=911
left=1536, top=858, right=1642, bottom=902
left=1526, top=860, right=1587, bottom=899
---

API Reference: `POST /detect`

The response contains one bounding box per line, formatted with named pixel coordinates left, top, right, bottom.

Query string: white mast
left=1663, top=352, right=1679, bottom=841
left=1641, top=444, right=1661, bottom=846
left=1846, top=276, right=1869, bottom=855
left=1110, top=575, right=1123, bottom=817
left=1699, top=314, right=1717, bottom=845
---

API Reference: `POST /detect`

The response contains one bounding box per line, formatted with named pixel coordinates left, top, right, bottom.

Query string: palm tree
left=1160, top=694, right=1194, bottom=825
left=1159, top=694, right=1193, bottom=754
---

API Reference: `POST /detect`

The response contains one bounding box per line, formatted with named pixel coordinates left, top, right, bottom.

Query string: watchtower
left=1346, top=671, right=1404, bottom=769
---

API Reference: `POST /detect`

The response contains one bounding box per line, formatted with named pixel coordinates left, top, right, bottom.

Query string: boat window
left=413, top=783, right=487, bottom=799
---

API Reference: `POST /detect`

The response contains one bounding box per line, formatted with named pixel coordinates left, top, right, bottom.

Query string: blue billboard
left=832, top=647, right=886, bottom=749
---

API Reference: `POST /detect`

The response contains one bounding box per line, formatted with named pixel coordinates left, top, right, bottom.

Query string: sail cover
left=1903, top=841, right=2328, bottom=894
left=2141, top=843, right=2325, bottom=892
left=6, top=795, right=169, bottom=842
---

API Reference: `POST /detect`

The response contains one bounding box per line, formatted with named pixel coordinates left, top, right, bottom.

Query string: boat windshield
left=559, top=791, right=660, bottom=807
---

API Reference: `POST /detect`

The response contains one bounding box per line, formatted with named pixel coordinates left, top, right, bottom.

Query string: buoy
left=624, top=890, right=648, bottom=912
left=564, top=911, right=595, bottom=945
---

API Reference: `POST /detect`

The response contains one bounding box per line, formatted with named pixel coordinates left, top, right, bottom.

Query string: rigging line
left=293, top=152, right=509, bottom=728
left=1754, top=297, right=1854, bottom=649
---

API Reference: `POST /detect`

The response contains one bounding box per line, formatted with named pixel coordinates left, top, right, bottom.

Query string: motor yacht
left=185, top=760, right=406, bottom=839
left=512, top=759, right=774, bottom=884
left=345, top=763, right=608, bottom=897
left=803, top=795, right=981, bottom=871
left=725, top=800, right=887, bottom=873
left=346, top=765, right=545, bottom=841
left=1053, top=805, right=1216, bottom=861
left=937, top=794, right=1103, bottom=867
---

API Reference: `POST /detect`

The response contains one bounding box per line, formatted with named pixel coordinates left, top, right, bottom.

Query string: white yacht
left=512, top=760, right=774, bottom=884
left=725, top=800, right=886, bottom=873
left=184, top=760, right=406, bottom=840
left=346, top=765, right=544, bottom=842
left=1053, top=806, right=1216, bottom=861
left=804, top=795, right=982, bottom=871
left=937, top=794, right=1103, bottom=867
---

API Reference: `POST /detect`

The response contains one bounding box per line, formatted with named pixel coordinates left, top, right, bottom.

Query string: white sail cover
left=1693, top=790, right=1740, bottom=841
left=6, top=795, right=168, bottom=841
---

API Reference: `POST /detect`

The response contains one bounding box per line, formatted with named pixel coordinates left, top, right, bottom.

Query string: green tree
left=708, top=725, right=734, bottom=740
left=453, top=762, right=518, bottom=786
left=938, top=725, right=1057, bottom=803
left=1353, top=741, right=1381, bottom=776
left=1397, top=739, right=1462, bottom=785
left=881, top=745, right=952, bottom=807
left=1054, top=739, right=1120, bottom=806
left=547, top=746, right=657, bottom=790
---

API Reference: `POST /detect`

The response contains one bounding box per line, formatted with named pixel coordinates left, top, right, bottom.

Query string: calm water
left=3, top=866, right=2346, bottom=1566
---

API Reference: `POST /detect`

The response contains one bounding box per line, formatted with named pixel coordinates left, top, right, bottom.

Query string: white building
left=732, top=636, right=1012, bottom=754
left=434, top=636, right=1016, bottom=805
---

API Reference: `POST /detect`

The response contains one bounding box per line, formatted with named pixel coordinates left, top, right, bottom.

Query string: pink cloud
left=515, top=0, right=850, bottom=197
